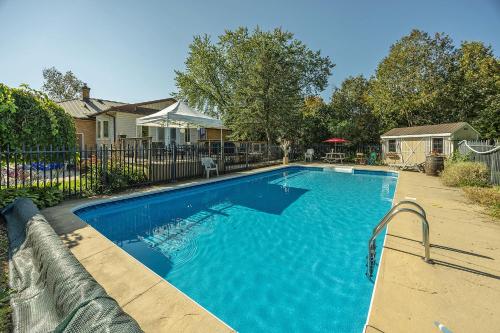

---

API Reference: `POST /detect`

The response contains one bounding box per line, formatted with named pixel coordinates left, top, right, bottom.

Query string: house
left=58, top=84, right=126, bottom=147
left=93, top=98, right=176, bottom=146
left=58, top=85, right=231, bottom=148
left=380, top=122, right=480, bottom=166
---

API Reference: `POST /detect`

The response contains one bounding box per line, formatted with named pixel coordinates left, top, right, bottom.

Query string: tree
left=369, top=30, right=458, bottom=132
left=298, top=96, right=330, bottom=147
left=175, top=27, right=334, bottom=149
left=454, top=42, right=500, bottom=139
left=0, top=84, right=76, bottom=150
left=328, top=75, right=380, bottom=145
left=41, top=67, right=84, bottom=101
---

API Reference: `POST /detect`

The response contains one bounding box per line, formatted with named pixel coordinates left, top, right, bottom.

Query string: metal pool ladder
left=366, top=200, right=432, bottom=279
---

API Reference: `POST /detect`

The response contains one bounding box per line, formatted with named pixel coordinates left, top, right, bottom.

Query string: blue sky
left=1, top=0, right=499, bottom=103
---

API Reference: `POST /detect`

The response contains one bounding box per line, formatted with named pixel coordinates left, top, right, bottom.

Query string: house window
left=199, top=128, right=206, bottom=140
left=170, top=128, right=177, bottom=143
left=388, top=139, right=397, bottom=152
left=102, top=120, right=109, bottom=138
left=97, top=121, right=101, bottom=139
left=158, top=128, right=165, bottom=142
left=432, top=138, right=444, bottom=154
left=185, top=128, right=191, bottom=143
left=141, top=126, right=149, bottom=138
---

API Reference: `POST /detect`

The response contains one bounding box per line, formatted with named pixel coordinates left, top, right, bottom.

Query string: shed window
left=388, top=139, right=397, bottom=152
left=141, top=126, right=149, bottom=138
left=102, top=121, right=109, bottom=138
left=97, top=121, right=101, bottom=139
left=185, top=128, right=191, bottom=143
left=432, top=138, right=444, bottom=154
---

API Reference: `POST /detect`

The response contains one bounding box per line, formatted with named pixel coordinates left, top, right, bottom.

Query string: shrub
left=0, top=186, right=63, bottom=209
left=441, top=161, right=489, bottom=187
left=0, top=84, right=76, bottom=150
left=463, top=186, right=500, bottom=219
left=445, top=151, right=471, bottom=166
left=98, top=166, right=148, bottom=194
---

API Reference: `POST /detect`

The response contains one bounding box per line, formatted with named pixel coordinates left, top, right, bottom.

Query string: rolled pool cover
left=1, top=198, right=143, bottom=333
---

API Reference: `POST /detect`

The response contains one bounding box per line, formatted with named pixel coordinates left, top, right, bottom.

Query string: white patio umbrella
left=136, top=101, right=226, bottom=153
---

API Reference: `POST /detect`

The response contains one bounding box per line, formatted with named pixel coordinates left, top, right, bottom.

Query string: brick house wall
left=74, top=118, right=96, bottom=147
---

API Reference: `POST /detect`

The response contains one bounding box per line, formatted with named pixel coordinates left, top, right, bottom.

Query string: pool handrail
left=366, top=201, right=432, bottom=279
left=371, top=200, right=426, bottom=239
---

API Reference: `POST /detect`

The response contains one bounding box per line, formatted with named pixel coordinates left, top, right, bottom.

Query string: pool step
left=140, top=202, right=233, bottom=251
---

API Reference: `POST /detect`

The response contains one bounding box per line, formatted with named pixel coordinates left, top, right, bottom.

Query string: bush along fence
left=0, top=143, right=303, bottom=198
left=457, top=140, right=500, bottom=185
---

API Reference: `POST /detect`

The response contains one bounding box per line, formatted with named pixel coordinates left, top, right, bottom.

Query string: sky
left=0, top=0, right=499, bottom=103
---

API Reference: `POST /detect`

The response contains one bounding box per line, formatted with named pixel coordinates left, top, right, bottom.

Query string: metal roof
left=92, top=98, right=177, bottom=117
left=381, top=122, right=472, bottom=138
left=57, top=98, right=126, bottom=119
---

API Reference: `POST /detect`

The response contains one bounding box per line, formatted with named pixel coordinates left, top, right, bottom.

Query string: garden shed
left=380, top=122, right=480, bottom=168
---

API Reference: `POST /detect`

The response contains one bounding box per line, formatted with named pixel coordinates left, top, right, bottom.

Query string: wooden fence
left=458, top=140, right=500, bottom=185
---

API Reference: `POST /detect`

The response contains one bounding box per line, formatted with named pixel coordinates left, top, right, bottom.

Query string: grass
left=440, top=159, right=499, bottom=220
left=0, top=217, right=11, bottom=332
left=463, top=186, right=500, bottom=220
left=441, top=161, right=489, bottom=187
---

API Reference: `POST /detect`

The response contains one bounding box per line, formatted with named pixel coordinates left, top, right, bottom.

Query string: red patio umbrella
left=323, top=138, right=350, bottom=143
left=323, top=138, right=350, bottom=153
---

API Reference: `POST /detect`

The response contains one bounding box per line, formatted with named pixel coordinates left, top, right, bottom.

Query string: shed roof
left=381, top=122, right=472, bottom=138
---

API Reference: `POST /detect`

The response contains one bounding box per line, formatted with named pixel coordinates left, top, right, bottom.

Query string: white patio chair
left=304, top=149, right=314, bottom=162
left=201, top=157, right=219, bottom=179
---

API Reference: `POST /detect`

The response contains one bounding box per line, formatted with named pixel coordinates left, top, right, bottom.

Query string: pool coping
left=42, top=163, right=395, bottom=332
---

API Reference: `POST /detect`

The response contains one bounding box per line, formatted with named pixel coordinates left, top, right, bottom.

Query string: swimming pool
left=76, top=166, right=397, bottom=332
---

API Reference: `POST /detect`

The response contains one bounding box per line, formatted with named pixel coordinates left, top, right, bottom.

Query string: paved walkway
left=366, top=170, right=500, bottom=333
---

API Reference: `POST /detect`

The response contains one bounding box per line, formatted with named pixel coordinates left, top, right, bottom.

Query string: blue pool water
left=76, top=167, right=397, bottom=332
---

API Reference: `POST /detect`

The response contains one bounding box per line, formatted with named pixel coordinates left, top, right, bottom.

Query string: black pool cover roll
left=2, top=198, right=143, bottom=333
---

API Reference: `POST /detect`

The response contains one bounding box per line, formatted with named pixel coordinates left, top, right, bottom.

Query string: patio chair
left=201, top=157, right=219, bottom=179
left=355, top=153, right=366, bottom=165
left=304, top=149, right=314, bottom=162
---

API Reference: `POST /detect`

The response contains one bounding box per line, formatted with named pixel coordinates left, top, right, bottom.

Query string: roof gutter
left=381, top=133, right=452, bottom=139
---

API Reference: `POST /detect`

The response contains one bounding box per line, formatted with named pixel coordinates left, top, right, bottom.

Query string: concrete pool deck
left=41, top=163, right=500, bottom=332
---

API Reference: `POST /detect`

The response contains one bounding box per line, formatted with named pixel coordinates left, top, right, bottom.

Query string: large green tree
left=41, top=67, right=84, bottom=101
left=0, top=84, right=76, bottom=150
left=369, top=30, right=499, bottom=138
left=297, top=96, right=330, bottom=147
left=328, top=75, right=380, bottom=145
left=175, top=27, right=334, bottom=147
left=369, top=30, right=458, bottom=132
left=454, top=42, right=500, bottom=139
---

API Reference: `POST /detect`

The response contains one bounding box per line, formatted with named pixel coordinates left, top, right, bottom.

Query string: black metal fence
left=458, top=140, right=500, bottom=185
left=0, top=143, right=303, bottom=198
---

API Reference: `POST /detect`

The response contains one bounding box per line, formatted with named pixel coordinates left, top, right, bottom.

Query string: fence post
left=245, top=142, right=249, bottom=169
left=171, top=142, right=177, bottom=182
